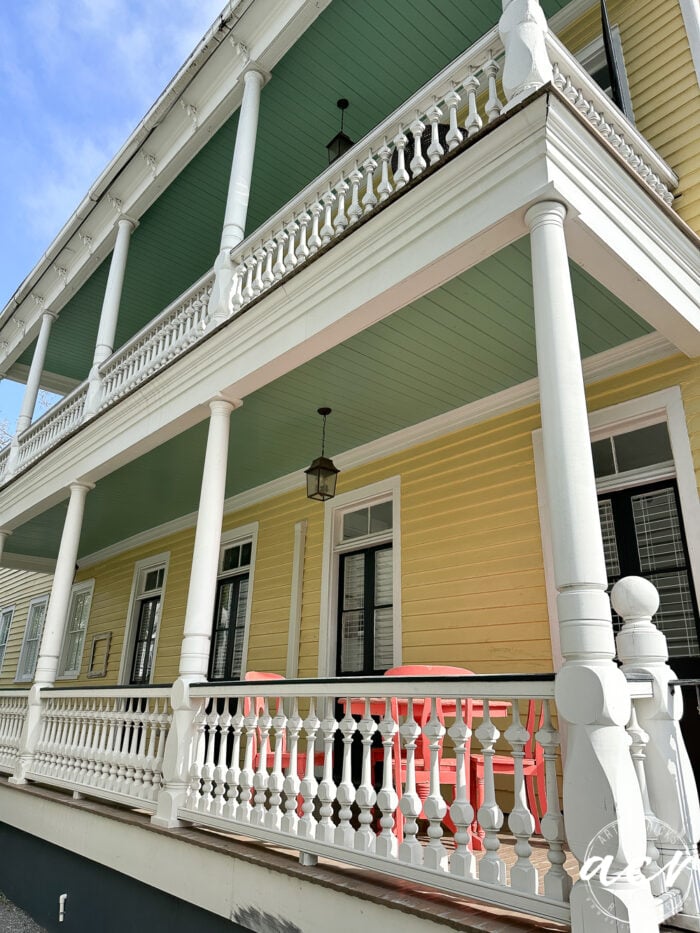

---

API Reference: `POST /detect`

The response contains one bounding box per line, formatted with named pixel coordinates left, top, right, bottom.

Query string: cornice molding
left=76, top=331, right=676, bottom=570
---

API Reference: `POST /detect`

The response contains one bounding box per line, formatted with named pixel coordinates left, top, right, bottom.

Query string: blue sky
left=0, top=0, right=223, bottom=429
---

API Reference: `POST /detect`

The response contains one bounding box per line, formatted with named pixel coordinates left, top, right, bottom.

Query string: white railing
left=14, top=383, right=88, bottom=473
left=545, top=32, right=676, bottom=205
left=180, top=674, right=571, bottom=923
left=0, top=691, right=29, bottom=773
left=97, top=271, right=214, bottom=411
left=218, top=28, right=507, bottom=324
left=26, top=687, right=172, bottom=811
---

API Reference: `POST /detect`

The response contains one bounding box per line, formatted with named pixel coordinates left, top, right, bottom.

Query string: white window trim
left=534, top=387, right=700, bottom=670
left=217, top=522, right=259, bottom=679
left=118, top=552, right=170, bottom=685
left=56, top=579, right=95, bottom=680
left=318, top=476, right=402, bottom=677
left=0, top=604, right=15, bottom=676
left=16, top=594, right=49, bottom=684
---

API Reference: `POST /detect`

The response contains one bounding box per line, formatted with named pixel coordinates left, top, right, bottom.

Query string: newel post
left=613, top=577, right=700, bottom=930
left=499, top=0, right=553, bottom=109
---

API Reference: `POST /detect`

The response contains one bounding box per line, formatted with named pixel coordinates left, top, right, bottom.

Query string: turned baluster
left=464, top=71, right=483, bottom=137
left=91, top=701, right=109, bottom=786
left=208, top=708, right=230, bottom=815
left=505, top=700, right=537, bottom=893
left=296, top=211, right=311, bottom=262
left=334, top=179, right=349, bottom=231
left=485, top=56, right=503, bottom=122
left=335, top=700, right=357, bottom=849
left=426, top=104, right=444, bottom=164
left=448, top=698, right=476, bottom=878
left=223, top=706, right=244, bottom=819
left=229, top=263, right=245, bottom=313
left=132, top=701, right=151, bottom=796
left=399, top=698, right=423, bottom=865
left=320, top=191, right=336, bottom=244
left=475, top=700, right=506, bottom=884
left=627, top=705, right=666, bottom=896
left=409, top=118, right=426, bottom=177
left=185, top=704, right=208, bottom=810
left=261, top=240, right=276, bottom=286
left=284, top=221, right=298, bottom=270
left=316, top=697, right=338, bottom=844
left=104, top=699, right=121, bottom=790
left=152, top=704, right=170, bottom=798
left=272, top=232, right=287, bottom=281
left=307, top=202, right=323, bottom=253
left=298, top=700, right=320, bottom=840
left=376, top=697, right=399, bottom=859
left=236, top=705, right=258, bottom=824
left=362, top=157, right=378, bottom=214
left=241, top=255, right=257, bottom=302
left=376, top=142, right=393, bottom=201
left=252, top=699, right=272, bottom=826
left=252, top=247, right=265, bottom=294
left=535, top=700, right=571, bottom=901
left=141, top=701, right=159, bottom=801
left=81, top=701, right=98, bottom=786
left=281, top=699, right=302, bottom=835
left=393, top=129, right=409, bottom=188
left=198, top=707, right=219, bottom=811
left=423, top=696, right=449, bottom=871
left=444, top=89, right=463, bottom=150
left=355, top=698, right=378, bottom=853
left=347, top=166, right=363, bottom=225
left=123, top=701, right=141, bottom=796
left=266, top=699, right=287, bottom=831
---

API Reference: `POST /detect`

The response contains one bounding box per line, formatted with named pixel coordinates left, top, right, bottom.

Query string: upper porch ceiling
left=5, top=237, right=652, bottom=563
left=16, top=0, right=574, bottom=382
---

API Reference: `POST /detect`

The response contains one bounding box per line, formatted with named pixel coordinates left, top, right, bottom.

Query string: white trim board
left=73, top=331, right=677, bottom=571
left=533, top=386, right=700, bottom=671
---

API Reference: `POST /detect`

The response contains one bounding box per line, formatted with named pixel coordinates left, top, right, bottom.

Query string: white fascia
left=0, top=0, right=331, bottom=375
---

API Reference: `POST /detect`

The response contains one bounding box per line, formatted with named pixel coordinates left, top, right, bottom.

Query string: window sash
left=17, top=598, right=48, bottom=682
left=209, top=575, right=249, bottom=681
left=0, top=608, right=13, bottom=672
left=58, top=586, right=93, bottom=678
left=337, top=543, right=393, bottom=676
left=130, top=595, right=161, bottom=685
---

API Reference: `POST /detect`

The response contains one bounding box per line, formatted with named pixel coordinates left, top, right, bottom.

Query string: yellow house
left=0, top=1, right=699, bottom=931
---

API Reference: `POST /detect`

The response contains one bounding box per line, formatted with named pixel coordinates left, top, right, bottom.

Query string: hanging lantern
left=305, top=407, right=340, bottom=501
left=326, top=99, right=354, bottom=164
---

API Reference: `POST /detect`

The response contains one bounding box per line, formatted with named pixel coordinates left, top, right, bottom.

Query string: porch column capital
left=178, top=398, right=241, bottom=681
left=33, top=481, right=92, bottom=688
left=524, top=199, right=566, bottom=228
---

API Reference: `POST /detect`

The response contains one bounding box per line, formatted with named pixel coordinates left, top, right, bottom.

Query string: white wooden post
left=10, top=481, right=92, bottom=785
left=526, top=200, right=657, bottom=933
left=5, top=310, right=57, bottom=475
left=153, top=397, right=239, bottom=828
left=499, top=0, right=553, bottom=109
left=84, top=216, right=137, bottom=417
left=613, top=577, right=700, bottom=931
left=0, top=529, right=11, bottom=565
left=208, top=69, right=265, bottom=325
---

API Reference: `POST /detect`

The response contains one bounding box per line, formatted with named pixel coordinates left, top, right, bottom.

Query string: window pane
left=592, top=439, right=616, bottom=478
left=144, top=570, right=160, bottom=592
left=131, top=597, right=160, bottom=684
left=342, top=553, right=365, bottom=611
left=614, top=423, right=673, bottom=473
left=632, top=487, right=685, bottom=573
left=341, top=611, right=365, bottom=672
left=648, top=570, right=699, bottom=657
left=598, top=499, right=621, bottom=578
left=240, top=542, right=252, bottom=567
left=211, top=581, right=234, bottom=679
left=223, top=546, right=240, bottom=572
left=0, top=610, right=13, bottom=650
left=343, top=508, right=369, bottom=540
left=374, top=548, right=393, bottom=605
left=374, top=607, right=393, bottom=670
left=230, top=577, right=249, bottom=680
left=370, top=501, right=393, bottom=534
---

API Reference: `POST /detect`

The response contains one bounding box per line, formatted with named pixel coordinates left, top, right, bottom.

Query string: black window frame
left=336, top=541, right=393, bottom=677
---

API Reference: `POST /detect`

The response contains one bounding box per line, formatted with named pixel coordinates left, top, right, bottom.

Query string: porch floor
left=1, top=778, right=572, bottom=933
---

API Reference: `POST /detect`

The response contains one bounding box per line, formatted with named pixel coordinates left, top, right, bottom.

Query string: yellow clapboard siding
left=0, top=569, right=53, bottom=687
left=559, top=0, right=700, bottom=234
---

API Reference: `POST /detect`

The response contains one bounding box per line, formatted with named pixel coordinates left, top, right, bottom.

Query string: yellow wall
left=560, top=0, right=700, bottom=234
left=0, top=569, right=53, bottom=684
left=0, top=352, right=691, bottom=691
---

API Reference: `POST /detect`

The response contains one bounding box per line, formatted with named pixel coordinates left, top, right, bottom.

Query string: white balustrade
left=13, top=384, right=88, bottom=473
left=27, top=688, right=171, bottom=810
left=179, top=675, right=572, bottom=923
left=0, top=692, right=29, bottom=773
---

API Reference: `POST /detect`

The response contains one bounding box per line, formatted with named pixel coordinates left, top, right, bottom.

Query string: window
left=16, top=596, right=49, bottom=683
left=0, top=606, right=14, bottom=674
left=577, top=30, right=635, bottom=122
left=123, top=556, right=169, bottom=685
left=209, top=526, right=257, bottom=681
left=318, top=478, right=401, bottom=677
left=57, top=580, right=95, bottom=679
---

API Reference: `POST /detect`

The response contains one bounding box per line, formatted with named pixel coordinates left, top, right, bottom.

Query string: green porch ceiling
left=18, top=0, right=573, bottom=383
left=6, top=238, right=652, bottom=562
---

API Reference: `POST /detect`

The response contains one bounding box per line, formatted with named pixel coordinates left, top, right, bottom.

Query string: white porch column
left=10, top=481, right=92, bottom=786
left=153, top=397, right=239, bottom=828
left=15, top=310, right=56, bottom=436
left=208, top=69, right=265, bottom=324
left=526, top=201, right=657, bottom=933
left=84, top=216, right=137, bottom=417
left=0, top=528, right=11, bottom=565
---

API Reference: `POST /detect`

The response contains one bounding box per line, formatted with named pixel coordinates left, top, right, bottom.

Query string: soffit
left=6, top=237, right=650, bottom=560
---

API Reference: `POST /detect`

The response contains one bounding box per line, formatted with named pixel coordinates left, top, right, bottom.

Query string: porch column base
left=571, top=878, right=660, bottom=933
left=9, top=685, right=44, bottom=785
left=152, top=678, right=203, bottom=829
left=206, top=250, right=236, bottom=326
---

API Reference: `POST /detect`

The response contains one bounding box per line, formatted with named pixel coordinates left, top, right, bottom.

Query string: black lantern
left=326, top=99, right=354, bottom=164
left=305, top=407, right=340, bottom=501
